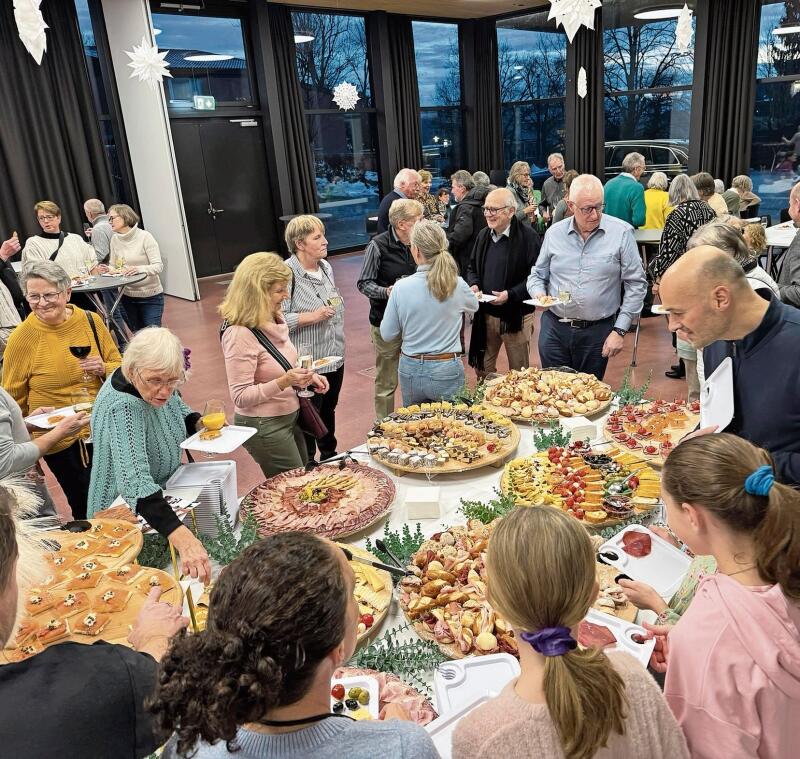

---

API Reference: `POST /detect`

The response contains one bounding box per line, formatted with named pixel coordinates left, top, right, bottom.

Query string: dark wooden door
left=170, top=118, right=278, bottom=278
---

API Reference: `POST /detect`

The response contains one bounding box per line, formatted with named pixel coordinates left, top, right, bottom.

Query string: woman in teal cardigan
left=88, top=327, right=210, bottom=582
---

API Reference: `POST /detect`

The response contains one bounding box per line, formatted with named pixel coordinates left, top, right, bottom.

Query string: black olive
left=331, top=701, right=344, bottom=714
left=345, top=698, right=359, bottom=711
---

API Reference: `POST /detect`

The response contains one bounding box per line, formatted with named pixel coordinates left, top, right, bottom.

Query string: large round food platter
left=239, top=462, right=395, bottom=540
left=500, top=442, right=662, bottom=530
left=348, top=545, right=393, bottom=646
left=604, top=399, right=701, bottom=467
left=366, top=402, right=520, bottom=475
left=482, top=368, right=613, bottom=423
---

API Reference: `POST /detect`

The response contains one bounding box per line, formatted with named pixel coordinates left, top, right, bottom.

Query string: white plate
left=180, top=425, right=256, bottom=454
left=582, top=609, right=656, bottom=668
left=426, top=693, right=493, bottom=759
left=330, top=674, right=380, bottom=720
left=434, top=653, right=519, bottom=715
left=312, top=355, right=342, bottom=370
left=25, top=405, right=77, bottom=429
left=477, top=293, right=497, bottom=303
left=523, top=296, right=570, bottom=308
left=650, top=304, right=670, bottom=314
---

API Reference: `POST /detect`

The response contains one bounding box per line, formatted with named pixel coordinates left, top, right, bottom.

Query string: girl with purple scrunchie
left=451, top=507, right=689, bottom=759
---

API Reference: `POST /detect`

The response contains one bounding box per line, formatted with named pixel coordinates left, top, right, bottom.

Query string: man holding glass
left=527, top=174, right=646, bottom=380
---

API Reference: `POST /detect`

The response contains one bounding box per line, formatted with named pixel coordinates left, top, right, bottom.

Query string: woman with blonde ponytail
left=641, top=433, right=800, bottom=759
left=380, top=219, right=478, bottom=404
left=453, top=507, right=688, bottom=759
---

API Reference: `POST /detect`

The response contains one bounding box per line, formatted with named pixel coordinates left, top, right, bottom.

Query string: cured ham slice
left=578, top=620, right=616, bottom=650
left=621, top=531, right=652, bottom=557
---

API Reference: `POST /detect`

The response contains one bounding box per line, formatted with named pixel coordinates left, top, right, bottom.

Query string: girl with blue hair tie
left=643, top=432, right=800, bottom=759
left=452, top=506, right=688, bottom=759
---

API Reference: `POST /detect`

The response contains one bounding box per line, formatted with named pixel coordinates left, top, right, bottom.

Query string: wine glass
left=200, top=400, right=226, bottom=458
left=296, top=343, right=314, bottom=399
left=558, top=289, right=573, bottom=324
left=84, top=254, right=97, bottom=280
left=70, top=345, right=92, bottom=384
left=115, top=254, right=125, bottom=273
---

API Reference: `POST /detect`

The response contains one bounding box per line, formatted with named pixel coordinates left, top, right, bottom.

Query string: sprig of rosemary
left=450, top=380, right=486, bottom=406
left=199, top=506, right=260, bottom=566
left=459, top=488, right=517, bottom=524
left=365, top=522, right=426, bottom=566
left=615, top=368, right=653, bottom=406
left=532, top=421, right=572, bottom=451
left=136, top=533, right=171, bottom=570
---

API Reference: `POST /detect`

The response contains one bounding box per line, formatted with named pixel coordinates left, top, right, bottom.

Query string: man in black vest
left=376, top=169, right=421, bottom=234
left=357, top=198, right=423, bottom=420
left=467, top=187, right=541, bottom=377
left=446, top=170, right=489, bottom=276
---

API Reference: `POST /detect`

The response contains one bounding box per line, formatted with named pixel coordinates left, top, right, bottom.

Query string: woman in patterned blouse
left=416, top=170, right=445, bottom=223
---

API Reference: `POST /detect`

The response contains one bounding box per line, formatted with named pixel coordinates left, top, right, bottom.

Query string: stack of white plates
left=166, top=461, right=238, bottom=538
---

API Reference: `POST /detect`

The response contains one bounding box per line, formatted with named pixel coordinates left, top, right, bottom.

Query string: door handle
left=207, top=202, right=225, bottom=218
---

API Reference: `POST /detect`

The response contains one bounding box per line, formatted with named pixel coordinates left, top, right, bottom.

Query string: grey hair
left=669, top=174, right=700, bottom=205
left=472, top=171, right=490, bottom=187
left=714, top=179, right=725, bottom=194
left=622, top=152, right=646, bottom=173
left=507, top=161, right=530, bottom=187
left=547, top=153, right=564, bottom=167
left=388, top=198, right=424, bottom=226
left=393, top=168, right=421, bottom=188
left=686, top=219, right=752, bottom=266
left=121, top=327, right=185, bottom=380
left=83, top=198, right=105, bottom=215
left=732, top=175, right=753, bottom=192
left=451, top=170, right=475, bottom=190
left=569, top=174, right=604, bottom=201
left=486, top=187, right=517, bottom=209
left=20, top=261, right=71, bottom=293
left=648, top=172, right=669, bottom=191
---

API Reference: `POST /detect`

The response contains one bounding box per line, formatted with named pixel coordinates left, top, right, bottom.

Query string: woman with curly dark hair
left=152, top=532, right=438, bottom=759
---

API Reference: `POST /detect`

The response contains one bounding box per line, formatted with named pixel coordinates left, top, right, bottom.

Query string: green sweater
left=87, top=371, right=193, bottom=517
left=604, top=174, right=646, bottom=228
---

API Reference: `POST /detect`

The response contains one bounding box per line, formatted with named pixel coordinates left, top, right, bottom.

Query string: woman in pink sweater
left=452, top=507, right=688, bottom=759
left=219, top=253, right=329, bottom=477
left=644, top=433, right=800, bottom=759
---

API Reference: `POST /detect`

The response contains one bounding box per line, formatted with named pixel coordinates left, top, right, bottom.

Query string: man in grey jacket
left=83, top=198, right=113, bottom=264
left=777, top=182, right=800, bottom=307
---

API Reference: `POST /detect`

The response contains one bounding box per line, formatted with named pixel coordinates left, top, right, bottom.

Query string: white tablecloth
left=766, top=221, right=797, bottom=249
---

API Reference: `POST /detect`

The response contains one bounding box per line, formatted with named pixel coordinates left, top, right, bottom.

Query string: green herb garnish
left=615, top=368, right=653, bottom=406
left=199, top=505, right=260, bottom=566
left=366, top=522, right=426, bottom=566
left=459, top=488, right=517, bottom=524
left=532, top=421, right=572, bottom=451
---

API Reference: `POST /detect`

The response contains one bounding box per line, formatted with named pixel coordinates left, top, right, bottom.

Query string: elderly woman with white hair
left=731, top=175, right=762, bottom=218
left=643, top=171, right=671, bottom=230
left=88, top=327, right=210, bottom=581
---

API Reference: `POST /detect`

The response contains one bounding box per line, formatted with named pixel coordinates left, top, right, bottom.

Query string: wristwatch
left=612, top=327, right=627, bottom=338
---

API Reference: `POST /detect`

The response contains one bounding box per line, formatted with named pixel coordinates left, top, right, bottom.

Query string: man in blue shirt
left=604, top=152, right=646, bottom=228
left=376, top=169, right=421, bottom=234
left=527, top=174, right=646, bottom=380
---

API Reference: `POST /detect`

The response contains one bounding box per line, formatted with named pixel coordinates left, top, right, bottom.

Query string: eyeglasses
left=136, top=369, right=186, bottom=391
left=37, top=215, right=57, bottom=222
left=108, top=215, right=119, bottom=221
left=26, top=291, right=63, bottom=304
left=483, top=206, right=511, bottom=216
left=574, top=203, right=605, bottom=216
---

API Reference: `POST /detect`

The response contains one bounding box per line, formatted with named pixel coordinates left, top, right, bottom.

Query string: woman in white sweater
left=109, top=204, right=164, bottom=330
left=22, top=200, right=97, bottom=277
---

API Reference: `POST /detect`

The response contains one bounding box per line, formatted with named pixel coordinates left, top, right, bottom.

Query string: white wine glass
left=558, top=289, right=573, bottom=324
left=296, top=343, right=314, bottom=399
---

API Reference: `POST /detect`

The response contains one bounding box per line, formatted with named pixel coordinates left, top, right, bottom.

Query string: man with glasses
left=527, top=174, right=646, bottom=379
left=467, top=188, right=541, bottom=377
left=539, top=153, right=567, bottom=222
left=446, top=170, right=489, bottom=275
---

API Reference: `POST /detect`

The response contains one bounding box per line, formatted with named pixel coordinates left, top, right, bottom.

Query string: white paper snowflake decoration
left=332, top=82, right=360, bottom=112
left=548, top=0, right=602, bottom=43
left=578, top=67, right=588, bottom=99
left=14, top=0, right=48, bottom=65
left=675, top=4, right=693, bottom=53
left=125, top=36, right=172, bottom=90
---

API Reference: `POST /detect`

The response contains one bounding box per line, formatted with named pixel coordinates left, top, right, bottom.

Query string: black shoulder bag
left=48, top=232, right=67, bottom=261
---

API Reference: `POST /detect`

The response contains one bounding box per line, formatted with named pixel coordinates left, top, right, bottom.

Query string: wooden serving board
left=39, top=519, right=143, bottom=574
left=348, top=545, right=392, bottom=647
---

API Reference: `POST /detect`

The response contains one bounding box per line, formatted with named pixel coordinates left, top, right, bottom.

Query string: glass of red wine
left=70, top=345, right=91, bottom=384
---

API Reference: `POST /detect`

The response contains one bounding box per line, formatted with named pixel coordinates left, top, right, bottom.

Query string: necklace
left=245, top=713, right=354, bottom=732
left=721, top=564, right=756, bottom=578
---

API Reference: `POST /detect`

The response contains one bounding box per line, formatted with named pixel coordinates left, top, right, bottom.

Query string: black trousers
left=305, top=364, right=344, bottom=460
left=43, top=440, right=93, bottom=520
left=538, top=310, right=615, bottom=380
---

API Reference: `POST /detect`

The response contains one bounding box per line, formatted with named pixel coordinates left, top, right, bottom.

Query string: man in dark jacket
left=660, top=245, right=800, bottom=484
left=446, top=170, right=489, bottom=276
left=376, top=168, right=421, bottom=234
left=467, top=187, right=540, bottom=377
left=0, top=235, right=27, bottom=320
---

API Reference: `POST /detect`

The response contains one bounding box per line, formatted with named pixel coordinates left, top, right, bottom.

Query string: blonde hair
left=284, top=215, right=325, bottom=255
left=219, top=252, right=291, bottom=327
left=388, top=198, right=423, bottom=226
left=418, top=169, right=433, bottom=184
left=743, top=222, right=767, bottom=254
left=508, top=161, right=530, bottom=186
left=122, top=327, right=185, bottom=379
left=662, top=434, right=800, bottom=600
left=109, top=203, right=140, bottom=228
left=488, top=508, right=628, bottom=759
left=410, top=220, right=458, bottom=302
left=34, top=200, right=60, bottom=218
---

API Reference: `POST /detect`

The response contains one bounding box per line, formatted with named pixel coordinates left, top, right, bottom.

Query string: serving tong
left=338, top=543, right=411, bottom=578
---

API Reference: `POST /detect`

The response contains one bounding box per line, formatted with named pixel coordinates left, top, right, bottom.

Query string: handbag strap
left=85, top=310, right=102, bottom=355
left=49, top=232, right=67, bottom=261
left=219, top=320, right=295, bottom=372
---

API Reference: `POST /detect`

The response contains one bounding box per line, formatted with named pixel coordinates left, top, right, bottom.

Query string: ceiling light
left=634, top=8, right=684, bottom=20
left=184, top=54, right=233, bottom=61
left=294, top=33, right=314, bottom=43
left=774, top=25, right=800, bottom=35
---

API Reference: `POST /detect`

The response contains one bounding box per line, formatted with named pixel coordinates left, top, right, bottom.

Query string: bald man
left=660, top=245, right=800, bottom=484
left=776, top=182, right=800, bottom=307
left=466, top=187, right=541, bottom=376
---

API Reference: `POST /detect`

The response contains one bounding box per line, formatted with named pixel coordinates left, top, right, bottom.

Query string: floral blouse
left=657, top=554, right=718, bottom=625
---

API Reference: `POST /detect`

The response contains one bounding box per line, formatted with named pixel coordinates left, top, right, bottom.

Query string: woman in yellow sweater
left=3, top=260, right=121, bottom=519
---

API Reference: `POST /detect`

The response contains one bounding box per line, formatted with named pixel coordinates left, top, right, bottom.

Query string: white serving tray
left=582, top=608, right=656, bottom=668
left=330, top=674, right=380, bottom=720
left=180, top=424, right=256, bottom=454
left=599, top=525, right=691, bottom=600
left=434, top=652, right=520, bottom=715
left=426, top=693, right=493, bottom=759
left=25, top=405, right=77, bottom=429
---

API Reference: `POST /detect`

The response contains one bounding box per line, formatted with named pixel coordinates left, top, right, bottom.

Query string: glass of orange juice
left=201, top=400, right=226, bottom=431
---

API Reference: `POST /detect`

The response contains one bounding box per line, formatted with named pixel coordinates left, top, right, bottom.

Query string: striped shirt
left=282, top=256, right=345, bottom=373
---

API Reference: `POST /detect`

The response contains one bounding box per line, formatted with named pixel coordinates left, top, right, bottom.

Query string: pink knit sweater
left=221, top=321, right=299, bottom=418
left=452, top=651, right=688, bottom=759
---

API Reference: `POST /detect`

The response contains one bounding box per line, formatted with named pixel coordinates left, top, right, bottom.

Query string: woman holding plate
left=283, top=216, right=344, bottom=462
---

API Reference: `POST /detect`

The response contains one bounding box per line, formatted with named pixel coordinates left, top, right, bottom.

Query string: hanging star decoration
left=332, top=82, right=360, bottom=112
left=548, top=0, right=602, bottom=43
left=675, top=4, right=693, bottom=53
left=578, top=67, right=588, bottom=99
left=125, top=36, right=172, bottom=90
left=14, top=0, right=48, bottom=65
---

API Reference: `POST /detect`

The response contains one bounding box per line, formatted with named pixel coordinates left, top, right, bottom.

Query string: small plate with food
left=312, top=355, right=341, bottom=370
left=523, top=294, right=570, bottom=308
left=330, top=674, right=380, bottom=721
left=180, top=424, right=257, bottom=454
left=477, top=293, right=497, bottom=303
left=25, top=406, right=77, bottom=429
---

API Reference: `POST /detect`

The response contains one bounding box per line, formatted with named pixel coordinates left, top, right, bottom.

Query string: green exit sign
left=193, top=95, right=216, bottom=111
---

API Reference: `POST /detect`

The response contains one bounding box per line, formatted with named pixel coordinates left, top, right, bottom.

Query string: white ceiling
left=281, top=0, right=550, bottom=21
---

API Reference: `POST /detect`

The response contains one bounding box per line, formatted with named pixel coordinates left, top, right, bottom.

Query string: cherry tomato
left=360, top=613, right=374, bottom=628
left=331, top=683, right=345, bottom=700
left=627, top=476, right=640, bottom=489
left=575, top=508, right=585, bottom=519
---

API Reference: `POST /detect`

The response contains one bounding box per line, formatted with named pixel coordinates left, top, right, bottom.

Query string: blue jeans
left=121, top=293, right=164, bottom=331
left=398, top=355, right=464, bottom=406
left=538, top=310, right=614, bottom=380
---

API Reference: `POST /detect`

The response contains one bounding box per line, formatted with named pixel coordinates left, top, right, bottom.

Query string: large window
left=292, top=11, right=380, bottom=250
left=603, top=3, right=695, bottom=177
left=496, top=12, right=567, bottom=184
left=750, top=1, right=800, bottom=222
left=412, top=21, right=464, bottom=188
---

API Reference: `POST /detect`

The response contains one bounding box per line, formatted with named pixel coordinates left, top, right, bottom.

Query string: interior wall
left=98, top=0, right=199, bottom=301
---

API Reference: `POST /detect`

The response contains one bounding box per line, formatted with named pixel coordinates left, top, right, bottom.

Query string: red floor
left=48, top=251, right=681, bottom=516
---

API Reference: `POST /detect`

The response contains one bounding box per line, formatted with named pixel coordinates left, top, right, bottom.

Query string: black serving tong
left=375, top=539, right=406, bottom=571
left=303, top=449, right=369, bottom=472
left=338, top=544, right=411, bottom=578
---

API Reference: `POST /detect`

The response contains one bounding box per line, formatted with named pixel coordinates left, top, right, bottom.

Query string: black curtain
left=565, top=10, right=604, bottom=178
left=691, top=0, right=761, bottom=183
left=0, top=0, right=113, bottom=239
left=267, top=4, right=319, bottom=214
left=465, top=19, right=503, bottom=174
